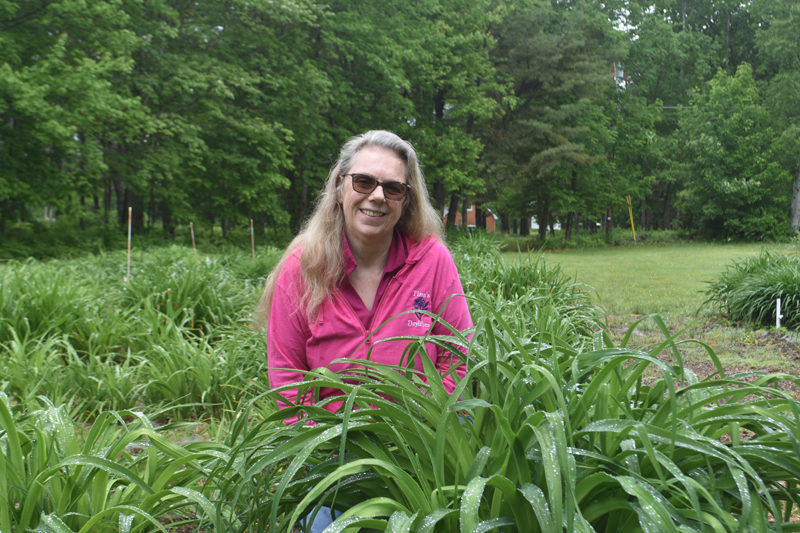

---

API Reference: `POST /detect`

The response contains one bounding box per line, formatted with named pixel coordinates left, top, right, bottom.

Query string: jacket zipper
left=367, top=276, right=398, bottom=333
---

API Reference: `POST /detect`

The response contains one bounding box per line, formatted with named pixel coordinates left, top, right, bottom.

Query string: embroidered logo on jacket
left=409, top=290, right=431, bottom=328
left=412, top=290, right=431, bottom=319
left=412, top=296, right=429, bottom=319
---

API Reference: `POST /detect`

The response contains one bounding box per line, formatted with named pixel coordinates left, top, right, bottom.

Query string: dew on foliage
left=119, top=513, right=134, bottom=531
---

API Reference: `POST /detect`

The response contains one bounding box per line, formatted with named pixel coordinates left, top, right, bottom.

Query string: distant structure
left=443, top=204, right=497, bottom=232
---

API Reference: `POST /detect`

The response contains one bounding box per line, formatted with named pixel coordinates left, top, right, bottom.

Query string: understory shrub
left=706, top=250, right=800, bottom=329
left=484, top=227, right=688, bottom=253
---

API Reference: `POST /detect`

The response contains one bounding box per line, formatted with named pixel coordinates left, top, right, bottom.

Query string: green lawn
left=533, top=243, right=768, bottom=315
left=507, top=242, right=800, bottom=379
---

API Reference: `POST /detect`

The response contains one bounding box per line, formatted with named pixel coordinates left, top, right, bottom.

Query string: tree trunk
left=564, top=212, right=574, bottom=241
left=133, top=194, right=144, bottom=231
left=446, top=194, right=459, bottom=229
left=103, top=180, right=112, bottom=225
left=566, top=173, right=577, bottom=240
left=113, top=174, right=127, bottom=226
left=112, top=188, right=142, bottom=230
left=79, top=195, right=86, bottom=230
left=791, top=156, right=800, bottom=234
left=604, top=204, right=613, bottom=240
left=520, top=217, right=530, bottom=236
left=162, top=204, right=175, bottom=237
left=500, top=213, right=509, bottom=233
left=662, top=183, right=673, bottom=229
left=537, top=203, right=548, bottom=241
left=299, top=178, right=309, bottom=229
left=433, top=180, right=446, bottom=214
left=640, top=199, right=648, bottom=231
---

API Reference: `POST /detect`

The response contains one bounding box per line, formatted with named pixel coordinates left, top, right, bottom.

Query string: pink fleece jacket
left=267, top=235, right=472, bottom=422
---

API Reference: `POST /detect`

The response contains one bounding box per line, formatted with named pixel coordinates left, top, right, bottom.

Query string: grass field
left=510, top=243, right=800, bottom=381
left=534, top=242, right=767, bottom=314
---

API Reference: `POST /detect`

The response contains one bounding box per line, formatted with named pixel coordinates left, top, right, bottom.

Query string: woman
left=257, top=130, right=472, bottom=423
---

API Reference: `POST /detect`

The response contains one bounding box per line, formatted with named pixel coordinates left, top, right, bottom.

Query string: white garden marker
left=777, top=298, right=783, bottom=328
left=250, top=218, right=255, bottom=259
left=125, top=207, right=132, bottom=283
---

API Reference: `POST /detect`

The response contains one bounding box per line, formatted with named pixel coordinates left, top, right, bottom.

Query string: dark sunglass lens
left=383, top=182, right=407, bottom=199
left=349, top=174, right=406, bottom=199
left=352, top=175, right=377, bottom=193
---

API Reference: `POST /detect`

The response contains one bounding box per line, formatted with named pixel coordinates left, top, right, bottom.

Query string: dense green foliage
left=706, top=249, right=800, bottom=330
left=2, top=0, right=799, bottom=247
left=2, top=242, right=799, bottom=531
left=678, top=64, right=790, bottom=240
left=0, top=246, right=272, bottom=416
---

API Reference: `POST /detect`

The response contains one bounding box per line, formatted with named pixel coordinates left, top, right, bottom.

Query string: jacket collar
left=341, top=229, right=412, bottom=278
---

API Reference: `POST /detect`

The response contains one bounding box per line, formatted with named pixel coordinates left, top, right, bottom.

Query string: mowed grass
left=534, top=243, right=766, bottom=315
left=507, top=243, right=800, bottom=381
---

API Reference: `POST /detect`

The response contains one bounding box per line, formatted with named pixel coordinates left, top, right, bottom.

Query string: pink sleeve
left=432, top=254, right=472, bottom=393
left=267, top=276, right=312, bottom=421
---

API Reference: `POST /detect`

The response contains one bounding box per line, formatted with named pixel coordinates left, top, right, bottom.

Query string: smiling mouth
left=361, top=209, right=386, bottom=217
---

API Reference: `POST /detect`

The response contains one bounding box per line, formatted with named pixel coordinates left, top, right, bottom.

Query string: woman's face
left=337, top=146, right=407, bottom=250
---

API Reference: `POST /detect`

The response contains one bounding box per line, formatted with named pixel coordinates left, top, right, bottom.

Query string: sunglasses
left=343, top=173, right=411, bottom=201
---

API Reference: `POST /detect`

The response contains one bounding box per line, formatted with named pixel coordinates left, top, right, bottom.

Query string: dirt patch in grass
left=751, top=330, right=800, bottom=359
left=605, top=313, right=800, bottom=397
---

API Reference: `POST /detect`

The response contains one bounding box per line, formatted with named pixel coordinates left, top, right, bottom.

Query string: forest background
left=2, top=0, right=800, bottom=250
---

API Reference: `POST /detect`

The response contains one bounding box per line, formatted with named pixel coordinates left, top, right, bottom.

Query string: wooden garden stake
left=190, top=222, right=198, bottom=263
left=626, top=195, right=637, bottom=244
left=250, top=218, right=255, bottom=258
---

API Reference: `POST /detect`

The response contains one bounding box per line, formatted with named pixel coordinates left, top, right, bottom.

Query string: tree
left=110, top=0, right=297, bottom=237
left=2, top=1, right=793, bottom=244
left=677, top=63, right=790, bottom=239
left=619, top=3, right=718, bottom=231
left=487, top=0, right=622, bottom=238
left=0, top=0, right=145, bottom=230
left=274, top=0, right=414, bottom=231
left=752, top=0, right=800, bottom=233
left=617, top=1, right=763, bottom=232
left=393, top=0, right=505, bottom=222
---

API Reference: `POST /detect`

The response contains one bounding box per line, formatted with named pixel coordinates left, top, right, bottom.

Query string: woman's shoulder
left=274, top=246, right=304, bottom=287
left=408, top=235, right=453, bottom=262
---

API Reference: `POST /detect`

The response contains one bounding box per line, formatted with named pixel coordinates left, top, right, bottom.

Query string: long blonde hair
left=256, top=130, right=443, bottom=325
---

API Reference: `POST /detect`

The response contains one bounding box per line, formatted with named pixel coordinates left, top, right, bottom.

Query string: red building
left=443, top=205, right=497, bottom=232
